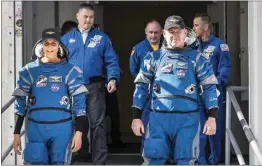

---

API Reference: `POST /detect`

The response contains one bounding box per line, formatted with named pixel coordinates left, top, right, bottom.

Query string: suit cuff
left=132, top=107, right=142, bottom=119
left=14, top=114, right=24, bottom=134
left=207, top=108, right=218, bottom=119
left=75, top=116, right=88, bottom=133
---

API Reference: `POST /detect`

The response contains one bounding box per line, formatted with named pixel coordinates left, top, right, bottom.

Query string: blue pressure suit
left=197, top=34, right=232, bottom=165
left=129, top=38, right=162, bottom=150
left=13, top=57, right=87, bottom=164
left=132, top=46, right=219, bottom=165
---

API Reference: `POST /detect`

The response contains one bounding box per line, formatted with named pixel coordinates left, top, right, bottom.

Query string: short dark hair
left=61, top=20, right=78, bottom=35
left=79, top=3, right=94, bottom=11
left=194, top=13, right=212, bottom=31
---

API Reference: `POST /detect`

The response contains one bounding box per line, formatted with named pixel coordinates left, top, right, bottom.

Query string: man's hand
left=131, top=119, right=144, bottom=136
left=107, top=80, right=116, bottom=93
left=13, top=134, right=22, bottom=155
left=71, top=131, right=82, bottom=152
left=203, top=117, right=216, bottom=135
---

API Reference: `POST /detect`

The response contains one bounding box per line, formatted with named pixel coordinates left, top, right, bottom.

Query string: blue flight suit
left=133, top=46, right=218, bottom=165
left=129, top=38, right=162, bottom=157
left=197, top=34, right=232, bottom=165
left=13, top=59, right=87, bottom=165
left=61, top=27, right=120, bottom=84
left=129, top=38, right=162, bottom=77
left=61, top=27, right=120, bottom=164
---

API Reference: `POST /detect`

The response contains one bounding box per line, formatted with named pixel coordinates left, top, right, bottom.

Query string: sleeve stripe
left=65, top=67, right=75, bottom=84
left=68, top=84, right=81, bottom=91
left=71, top=85, right=88, bottom=96
left=194, top=52, right=202, bottom=71
left=19, top=75, right=31, bottom=85
left=200, top=74, right=218, bottom=85
left=25, top=65, right=34, bottom=84
left=68, top=78, right=76, bottom=86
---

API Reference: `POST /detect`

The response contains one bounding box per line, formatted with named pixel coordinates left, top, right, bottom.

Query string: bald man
left=129, top=19, right=163, bottom=164
left=129, top=20, right=163, bottom=77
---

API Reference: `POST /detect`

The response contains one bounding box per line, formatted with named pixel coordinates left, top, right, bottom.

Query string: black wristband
left=132, top=107, right=142, bottom=119
left=14, top=115, right=24, bottom=135
left=207, top=108, right=218, bottom=119
left=75, top=116, right=88, bottom=133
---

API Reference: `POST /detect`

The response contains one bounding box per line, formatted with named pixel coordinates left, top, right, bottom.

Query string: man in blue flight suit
left=61, top=3, right=120, bottom=164
left=193, top=13, right=232, bottom=165
left=131, top=15, right=219, bottom=165
left=129, top=19, right=162, bottom=164
left=12, top=28, right=88, bottom=165
left=129, top=19, right=163, bottom=77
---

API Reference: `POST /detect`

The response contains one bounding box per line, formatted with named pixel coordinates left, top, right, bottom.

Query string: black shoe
left=165, top=159, right=175, bottom=165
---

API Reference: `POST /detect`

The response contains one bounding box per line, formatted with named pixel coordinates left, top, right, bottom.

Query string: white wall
left=207, top=1, right=226, bottom=40
left=248, top=1, right=262, bottom=165
left=2, top=2, right=16, bottom=164
left=1, top=1, right=24, bottom=164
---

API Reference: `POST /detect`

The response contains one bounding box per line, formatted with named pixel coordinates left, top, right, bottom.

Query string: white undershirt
left=78, top=26, right=90, bottom=44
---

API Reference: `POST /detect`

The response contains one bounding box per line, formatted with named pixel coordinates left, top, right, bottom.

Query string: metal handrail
left=1, top=96, right=18, bottom=163
left=226, top=128, right=246, bottom=165
left=225, top=86, right=262, bottom=165
left=1, top=96, right=15, bottom=114
left=1, top=130, right=26, bottom=163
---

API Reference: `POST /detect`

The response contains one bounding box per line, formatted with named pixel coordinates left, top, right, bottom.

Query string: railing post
left=226, top=129, right=246, bottom=165
left=225, top=88, right=231, bottom=165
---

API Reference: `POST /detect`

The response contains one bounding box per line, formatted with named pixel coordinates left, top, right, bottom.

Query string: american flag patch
left=131, top=49, right=135, bottom=56
left=220, top=44, right=229, bottom=51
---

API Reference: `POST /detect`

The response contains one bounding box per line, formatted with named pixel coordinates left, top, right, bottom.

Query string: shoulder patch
left=220, top=44, right=229, bottom=51
left=131, top=49, right=135, bottom=56
left=201, top=52, right=209, bottom=60
left=74, top=66, right=83, bottom=74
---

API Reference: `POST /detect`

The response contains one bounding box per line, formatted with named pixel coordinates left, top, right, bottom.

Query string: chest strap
left=152, top=95, right=198, bottom=103
left=28, top=107, right=72, bottom=124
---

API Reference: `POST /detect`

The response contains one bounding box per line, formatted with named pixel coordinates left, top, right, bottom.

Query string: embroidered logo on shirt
left=93, top=35, right=102, bottom=42
left=220, top=44, right=229, bottom=51
left=49, top=76, right=62, bottom=82
left=36, top=75, right=48, bottom=87
left=185, top=84, right=196, bottom=94
left=51, top=83, right=60, bottom=92
left=88, top=35, right=103, bottom=48
left=60, top=96, right=69, bottom=105
left=203, top=45, right=215, bottom=59
left=161, top=63, right=173, bottom=73
left=176, top=70, right=186, bottom=78
left=69, top=38, right=75, bottom=44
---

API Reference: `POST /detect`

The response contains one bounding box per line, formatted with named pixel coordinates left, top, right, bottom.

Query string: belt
left=152, top=95, right=198, bottom=103
left=89, top=76, right=105, bottom=84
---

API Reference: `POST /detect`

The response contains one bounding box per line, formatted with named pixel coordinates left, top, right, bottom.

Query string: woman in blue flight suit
left=12, top=28, right=88, bottom=165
